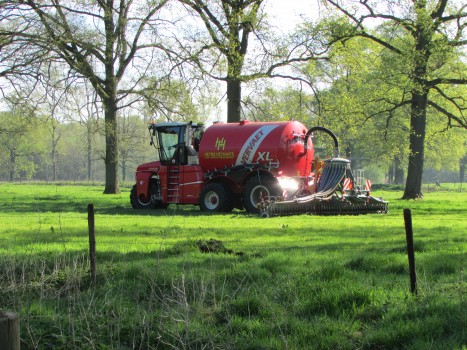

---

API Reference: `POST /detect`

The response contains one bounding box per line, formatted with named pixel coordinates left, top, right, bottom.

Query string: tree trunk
left=227, top=79, right=241, bottom=123
left=121, top=157, right=126, bottom=182
left=395, top=168, right=405, bottom=185
left=102, top=4, right=120, bottom=194
left=51, top=125, right=57, bottom=182
left=87, top=123, right=92, bottom=181
left=9, top=149, right=16, bottom=182
left=402, top=5, right=431, bottom=200
left=349, top=144, right=358, bottom=171
left=402, top=92, right=427, bottom=199
left=388, top=157, right=404, bottom=184
left=103, top=97, right=120, bottom=194
left=388, top=164, right=394, bottom=184
left=460, top=158, right=465, bottom=183
left=394, top=157, right=404, bottom=185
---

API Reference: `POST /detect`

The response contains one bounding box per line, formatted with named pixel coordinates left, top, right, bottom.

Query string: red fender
left=135, top=172, right=153, bottom=202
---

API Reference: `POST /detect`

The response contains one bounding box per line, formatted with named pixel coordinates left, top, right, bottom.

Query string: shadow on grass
left=2, top=199, right=259, bottom=217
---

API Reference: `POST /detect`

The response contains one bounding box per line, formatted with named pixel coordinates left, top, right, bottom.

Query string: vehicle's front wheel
left=130, top=182, right=169, bottom=209
left=243, top=177, right=280, bottom=214
left=199, top=183, right=234, bottom=213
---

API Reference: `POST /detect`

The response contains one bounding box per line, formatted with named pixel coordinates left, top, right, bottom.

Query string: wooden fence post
left=0, top=311, right=20, bottom=350
left=403, top=209, right=417, bottom=295
left=88, top=203, right=96, bottom=284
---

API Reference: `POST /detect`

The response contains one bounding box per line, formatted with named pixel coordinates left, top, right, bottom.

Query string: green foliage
left=308, top=36, right=407, bottom=166
left=425, top=121, right=467, bottom=171
left=308, top=0, right=467, bottom=198
left=0, top=184, right=465, bottom=349
left=243, top=85, right=315, bottom=122
left=300, top=19, right=467, bottom=174
left=0, top=110, right=47, bottom=181
left=0, top=109, right=163, bottom=182
left=143, top=79, right=206, bottom=122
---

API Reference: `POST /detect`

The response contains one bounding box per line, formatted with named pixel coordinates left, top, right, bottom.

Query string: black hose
left=304, top=126, right=340, bottom=157
left=318, top=160, right=347, bottom=193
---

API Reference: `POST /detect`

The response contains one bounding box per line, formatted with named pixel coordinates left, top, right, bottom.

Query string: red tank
left=198, top=120, right=314, bottom=177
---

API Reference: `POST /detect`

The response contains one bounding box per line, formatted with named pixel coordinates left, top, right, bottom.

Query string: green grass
left=0, top=183, right=465, bottom=349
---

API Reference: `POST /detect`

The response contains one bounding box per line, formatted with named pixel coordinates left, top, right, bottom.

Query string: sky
left=267, top=0, right=320, bottom=32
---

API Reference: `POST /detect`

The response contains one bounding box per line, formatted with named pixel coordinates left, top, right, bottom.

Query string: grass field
left=0, top=183, right=465, bottom=349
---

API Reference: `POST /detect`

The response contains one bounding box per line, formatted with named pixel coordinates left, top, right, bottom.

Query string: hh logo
left=215, top=137, right=226, bottom=150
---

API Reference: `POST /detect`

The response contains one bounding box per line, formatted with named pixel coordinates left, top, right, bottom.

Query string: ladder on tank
left=167, top=166, right=180, bottom=203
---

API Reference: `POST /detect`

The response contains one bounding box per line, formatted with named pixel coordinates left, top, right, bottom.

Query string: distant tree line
left=0, top=109, right=152, bottom=182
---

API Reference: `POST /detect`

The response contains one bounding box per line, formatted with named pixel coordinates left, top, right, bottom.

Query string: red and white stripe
left=343, top=178, right=352, bottom=191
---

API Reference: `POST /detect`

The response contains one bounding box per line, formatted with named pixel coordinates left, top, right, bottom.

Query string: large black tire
left=199, top=183, right=234, bottom=213
left=243, top=177, right=281, bottom=214
left=130, top=183, right=169, bottom=209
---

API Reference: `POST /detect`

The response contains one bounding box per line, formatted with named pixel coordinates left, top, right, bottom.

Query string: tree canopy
left=320, top=0, right=467, bottom=198
left=1, top=0, right=170, bottom=193
left=1, top=0, right=466, bottom=192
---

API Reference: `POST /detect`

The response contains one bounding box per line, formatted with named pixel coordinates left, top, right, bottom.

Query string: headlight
left=278, top=177, right=300, bottom=191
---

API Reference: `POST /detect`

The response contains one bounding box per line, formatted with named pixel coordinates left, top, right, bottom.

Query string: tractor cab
left=150, top=121, right=204, bottom=166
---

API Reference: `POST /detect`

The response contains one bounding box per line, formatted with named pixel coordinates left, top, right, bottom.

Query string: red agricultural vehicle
left=130, top=120, right=388, bottom=216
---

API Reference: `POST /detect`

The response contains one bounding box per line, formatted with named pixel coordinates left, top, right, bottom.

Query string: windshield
left=157, top=126, right=185, bottom=165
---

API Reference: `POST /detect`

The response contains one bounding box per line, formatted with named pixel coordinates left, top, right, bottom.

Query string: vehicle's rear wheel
left=130, top=182, right=169, bottom=209
left=199, top=183, right=234, bottom=213
left=243, top=177, right=280, bottom=214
